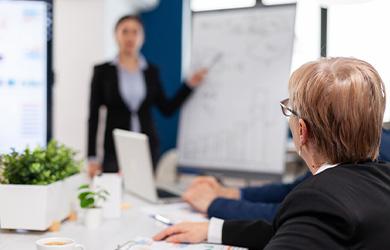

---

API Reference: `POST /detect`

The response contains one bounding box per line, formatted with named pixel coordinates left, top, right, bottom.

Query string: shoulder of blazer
left=94, top=62, right=116, bottom=72
left=143, top=63, right=160, bottom=84
left=144, top=62, right=160, bottom=73
left=93, top=62, right=118, bottom=85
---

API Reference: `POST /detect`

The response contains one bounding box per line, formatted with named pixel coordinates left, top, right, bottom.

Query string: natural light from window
left=327, top=0, right=390, bottom=121
left=191, top=0, right=256, bottom=12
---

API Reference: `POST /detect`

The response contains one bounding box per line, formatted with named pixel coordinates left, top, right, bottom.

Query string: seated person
left=379, top=126, right=390, bottom=161
left=182, top=171, right=312, bottom=222
left=183, top=127, right=389, bottom=222
left=153, top=57, right=390, bottom=249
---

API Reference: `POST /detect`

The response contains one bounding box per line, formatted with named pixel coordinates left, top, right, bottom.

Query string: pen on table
left=151, top=214, right=173, bottom=226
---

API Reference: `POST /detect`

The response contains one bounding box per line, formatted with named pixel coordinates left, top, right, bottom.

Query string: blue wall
left=141, top=0, right=183, bottom=156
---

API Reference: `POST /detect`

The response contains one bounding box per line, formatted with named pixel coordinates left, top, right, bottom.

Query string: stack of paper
left=139, top=203, right=209, bottom=224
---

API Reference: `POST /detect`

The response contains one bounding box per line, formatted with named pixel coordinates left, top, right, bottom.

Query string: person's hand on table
left=182, top=183, right=219, bottom=213
left=153, top=222, right=209, bottom=243
left=186, top=176, right=240, bottom=199
left=87, top=161, right=102, bottom=178
left=188, top=176, right=221, bottom=190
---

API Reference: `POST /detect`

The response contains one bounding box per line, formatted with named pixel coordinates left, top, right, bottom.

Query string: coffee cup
left=36, top=237, right=85, bottom=250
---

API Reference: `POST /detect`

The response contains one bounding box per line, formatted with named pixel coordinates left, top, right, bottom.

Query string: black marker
left=208, top=53, right=223, bottom=71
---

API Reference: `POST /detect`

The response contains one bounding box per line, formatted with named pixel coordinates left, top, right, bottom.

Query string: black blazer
left=221, top=161, right=390, bottom=250
left=88, top=62, right=192, bottom=172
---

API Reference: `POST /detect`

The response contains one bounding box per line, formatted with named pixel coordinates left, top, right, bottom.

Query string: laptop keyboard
left=157, top=188, right=179, bottom=198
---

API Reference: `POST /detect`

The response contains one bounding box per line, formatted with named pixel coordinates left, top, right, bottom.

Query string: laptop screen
left=113, top=129, right=159, bottom=203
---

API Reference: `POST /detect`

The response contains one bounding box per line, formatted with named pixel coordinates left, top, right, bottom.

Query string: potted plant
left=78, top=184, right=109, bottom=229
left=0, top=140, right=84, bottom=230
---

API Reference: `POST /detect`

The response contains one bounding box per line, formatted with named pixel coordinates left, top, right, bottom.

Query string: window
left=327, top=0, right=390, bottom=121
left=191, top=0, right=256, bottom=12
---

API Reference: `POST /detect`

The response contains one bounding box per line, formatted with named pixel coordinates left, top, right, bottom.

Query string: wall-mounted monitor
left=0, top=0, right=52, bottom=154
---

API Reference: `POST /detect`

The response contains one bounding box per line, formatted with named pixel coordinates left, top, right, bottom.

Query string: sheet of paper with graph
left=125, top=237, right=248, bottom=250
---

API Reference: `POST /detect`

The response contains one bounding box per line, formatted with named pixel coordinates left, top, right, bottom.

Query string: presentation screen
left=0, top=0, right=52, bottom=154
left=177, top=4, right=296, bottom=178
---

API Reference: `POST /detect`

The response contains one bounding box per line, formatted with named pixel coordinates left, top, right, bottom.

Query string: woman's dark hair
left=115, top=15, right=144, bottom=31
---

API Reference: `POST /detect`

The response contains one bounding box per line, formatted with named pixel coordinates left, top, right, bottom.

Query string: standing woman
left=88, top=15, right=206, bottom=177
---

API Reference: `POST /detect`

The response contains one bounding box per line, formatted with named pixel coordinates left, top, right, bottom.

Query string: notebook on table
left=113, top=129, right=182, bottom=204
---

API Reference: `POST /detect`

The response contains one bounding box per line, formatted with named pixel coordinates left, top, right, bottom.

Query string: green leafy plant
left=78, top=184, right=110, bottom=209
left=0, top=140, right=83, bottom=185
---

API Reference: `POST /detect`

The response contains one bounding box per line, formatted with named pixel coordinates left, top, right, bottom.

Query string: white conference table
left=0, top=194, right=174, bottom=250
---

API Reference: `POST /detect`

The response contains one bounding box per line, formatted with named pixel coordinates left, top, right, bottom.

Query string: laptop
left=113, top=129, right=182, bottom=203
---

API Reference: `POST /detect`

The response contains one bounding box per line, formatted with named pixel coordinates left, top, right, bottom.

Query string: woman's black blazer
left=88, top=62, right=192, bottom=172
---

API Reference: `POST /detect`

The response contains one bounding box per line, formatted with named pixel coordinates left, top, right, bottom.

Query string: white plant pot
left=57, top=173, right=84, bottom=221
left=0, top=173, right=84, bottom=231
left=83, top=208, right=103, bottom=229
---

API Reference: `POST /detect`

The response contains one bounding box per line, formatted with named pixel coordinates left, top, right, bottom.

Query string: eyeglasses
left=280, top=98, right=299, bottom=117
